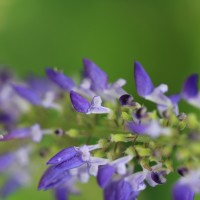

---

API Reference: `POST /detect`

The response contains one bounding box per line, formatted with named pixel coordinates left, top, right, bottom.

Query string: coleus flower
left=104, top=179, right=139, bottom=200
left=1, top=170, right=30, bottom=199
left=46, top=59, right=127, bottom=102
left=12, top=77, right=60, bottom=110
left=127, top=119, right=170, bottom=138
left=157, top=94, right=181, bottom=116
left=70, top=90, right=111, bottom=114
left=134, top=61, right=172, bottom=107
left=119, top=94, right=135, bottom=107
left=54, top=183, right=79, bottom=200
left=0, top=78, right=30, bottom=127
left=103, top=163, right=167, bottom=200
left=38, top=166, right=72, bottom=190
left=182, top=74, right=200, bottom=108
left=172, top=169, right=200, bottom=199
left=0, top=147, right=31, bottom=171
left=0, top=124, right=51, bottom=143
left=46, top=144, right=108, bottom=175
left=83, top=59, right=127, bottom=101
left=172, top=183, right=194, bottom=200
left=97, top=155, right=133, bottom=188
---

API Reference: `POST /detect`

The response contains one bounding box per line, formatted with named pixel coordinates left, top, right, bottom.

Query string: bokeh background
left=1, top=0, right=200, bottom=199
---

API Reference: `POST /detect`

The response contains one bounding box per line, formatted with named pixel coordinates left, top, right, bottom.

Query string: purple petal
left=172, top=183, right=194, bottom=200
left=1, top=176, right=21, bottom=198
left=0, top=128, right=31, bottom=141
left=12, top=84, right=41, bottom=105
left=46, top=68, right=75, bottom=92
left=169, top=94, right=181, bottom=105
left=0, top=113, right=14, bottom=124
left=119, top=94, right=134, bottom=106
left=83, top=58, right=108, bottom=92
left=134, top=61, right=154, bottom=97
left=27, top=76, right=56, bottom=96
left=54, top=187, right=68, bottom=200
left=38, top=166, right=71, bottom=190
left=104, top=181, right=118, bottom=200
left=55, top=154, right=84, bottom=171
left=116, top=180, right=133, bottom=200
left=47, top=147, right=78, bottom=165
left=127, top=121, right=148, bottom=135
left=182, top=74, right=198, bottom=99
left=70, top=91, right=90, bottom=113
left=97, top=165, right=115, bottom=188
left=0, top=153, right=15, bottom=171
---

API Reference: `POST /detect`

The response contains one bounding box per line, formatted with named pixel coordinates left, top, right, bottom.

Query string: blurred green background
left=1, top=0, right=200, bottom=199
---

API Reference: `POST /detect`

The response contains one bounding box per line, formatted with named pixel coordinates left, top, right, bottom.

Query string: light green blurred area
left=1, top=0, right=200, bottom=199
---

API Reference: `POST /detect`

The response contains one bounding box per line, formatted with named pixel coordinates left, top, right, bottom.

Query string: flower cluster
left=0, top=60, right=200, bottom=200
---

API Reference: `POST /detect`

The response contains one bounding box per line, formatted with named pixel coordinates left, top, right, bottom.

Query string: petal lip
left=134, top=61, right=154, bottom=97
left=70, top=91, right=90, bottom=113
left=83, top=58, right=108, bottom=92
left=46, top=68, right=75, bottom=92
left=182, top=74, right=199, bottom=99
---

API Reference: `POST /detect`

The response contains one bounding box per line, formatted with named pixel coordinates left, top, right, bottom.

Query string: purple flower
left=47, top=144, right=107, bottom=173
left=83, top=59, right=127, bottom=101
left=38, top=166, right=72, bottom=190
left=12, top=84, right=42, bottom=105
left=173, top=169, right=200, bottom=196
left=0, top=82, right=30, bottom=127
left=53, top=178, right=80, bottom=200
left=127, top=120, right=170, bottom=138
left=0, top=124, right=50, bottom=142
left=104, top=179, right=137, bottom=200
left=134, top=61, right=172, bottom=106
left=83, top=58, right=108, bottom=92
left=70, top=91, right=111, bottom=114
left=97, top=155, right=133, bottom=188
left=46, top=68, right=76, bottom=92
left=12, top=78, right=60, bottom=109
left=1, top=171, right=30, bottom=199
left=172, top=183, right=194, bottom=200
left=123, top=163, right=168, bottom=193
left=54, top=187, right=69, bottom=200
left=119, top=94, right=135, bottom=106
left=0, top=153, right=15, bottom=172
left=157, top=94, right=181, bottom=116
left=182, top=74, right=200, bottom=108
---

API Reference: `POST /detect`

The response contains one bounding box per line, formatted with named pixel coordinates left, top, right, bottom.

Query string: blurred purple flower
left=0, top=124, right=51, bottom=143
left=182, top=74, right=200, bottom=108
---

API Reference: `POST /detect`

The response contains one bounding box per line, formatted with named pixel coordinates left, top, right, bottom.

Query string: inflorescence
left=0, top=59, right=200, bottom=200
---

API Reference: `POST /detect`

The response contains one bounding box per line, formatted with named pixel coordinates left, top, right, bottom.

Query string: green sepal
left=110, top=133, right=135, bottom=143
left=135, top=145, right=151, bottom=157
